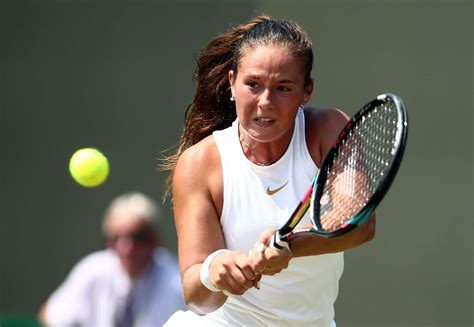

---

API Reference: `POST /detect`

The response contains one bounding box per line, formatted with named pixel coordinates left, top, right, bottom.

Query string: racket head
left=310, top=93, right=408, bottom=237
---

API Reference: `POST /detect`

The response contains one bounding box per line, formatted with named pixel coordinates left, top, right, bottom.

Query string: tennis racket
left=272, top=93, right=408, bottom=249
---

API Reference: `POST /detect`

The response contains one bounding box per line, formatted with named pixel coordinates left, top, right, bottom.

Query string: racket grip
left=271, top=232, right=290, bottom=250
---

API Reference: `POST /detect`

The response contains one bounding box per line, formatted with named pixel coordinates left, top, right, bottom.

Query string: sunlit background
left=1, top=1, right=472, bottom=326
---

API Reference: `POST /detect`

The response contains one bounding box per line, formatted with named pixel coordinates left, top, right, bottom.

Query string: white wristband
left=200, top=249, right=230, bottom=292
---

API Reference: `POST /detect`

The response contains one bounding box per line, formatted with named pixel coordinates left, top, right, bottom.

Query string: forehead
left=237, top=44, right=303, bottom=78
left=106, top=213, right=151, bottom=235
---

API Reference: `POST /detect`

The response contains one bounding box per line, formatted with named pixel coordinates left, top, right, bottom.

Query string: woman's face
left=229, top=44, right=313, bottom=144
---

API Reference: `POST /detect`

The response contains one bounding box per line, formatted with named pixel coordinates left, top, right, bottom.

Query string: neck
left=238, top=127, right=283, bottom=167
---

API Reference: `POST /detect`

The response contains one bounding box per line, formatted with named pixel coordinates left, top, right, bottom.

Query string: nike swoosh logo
left=266, top=181, right=289, bottom=196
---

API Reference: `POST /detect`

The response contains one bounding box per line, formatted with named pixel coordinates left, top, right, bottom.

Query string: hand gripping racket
left=272, top=93, right=408, bottom=249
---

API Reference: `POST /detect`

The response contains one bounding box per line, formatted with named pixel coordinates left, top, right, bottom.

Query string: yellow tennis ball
left=69, top=148, right=109, bottom=187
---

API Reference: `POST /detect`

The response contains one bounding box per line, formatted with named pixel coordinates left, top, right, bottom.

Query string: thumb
left=256, top=228, right=276, bottom=246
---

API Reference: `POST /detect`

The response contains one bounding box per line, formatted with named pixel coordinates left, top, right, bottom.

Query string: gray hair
left=102, top=192, right=160, bottom=236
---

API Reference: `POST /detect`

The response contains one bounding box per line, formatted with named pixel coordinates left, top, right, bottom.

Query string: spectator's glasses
left=108, top=229, right=155, bottom=244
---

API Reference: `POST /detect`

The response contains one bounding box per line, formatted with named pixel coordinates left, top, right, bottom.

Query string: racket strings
left=319, top=101, right=400, bottom=231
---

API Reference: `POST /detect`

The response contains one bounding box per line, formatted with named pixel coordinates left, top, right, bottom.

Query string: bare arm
left=172, top=136, right=259, bottom=315
left=250, top=214, right=375, bottom=274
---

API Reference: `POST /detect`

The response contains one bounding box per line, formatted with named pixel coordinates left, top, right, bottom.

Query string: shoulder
left=304, top=106, right=349, bottom=132
left=175, top=135, right=220, bottom=176
left=303, top=107, right=350, bottom=165
left=74, top=250, right=112, bottom=268
left=68, top=250, right=117, bottom=278
left=173, top=134, right=224, bottom=218
left=174, top=135, right=222, bottom=194
left=49, top=250, right=115, bottom=299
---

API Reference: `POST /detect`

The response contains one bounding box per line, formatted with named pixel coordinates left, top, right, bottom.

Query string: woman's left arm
left=250, top=214, right=375, bottom=274
left=249, top=106, right=376, bottom=273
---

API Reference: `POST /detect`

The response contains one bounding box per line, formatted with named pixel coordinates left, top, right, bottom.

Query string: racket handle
left=271, top=232, right=290, bottom=250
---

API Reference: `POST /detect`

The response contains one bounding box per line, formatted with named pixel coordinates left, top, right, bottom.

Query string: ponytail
left=161, top=15, right=271, bottom=198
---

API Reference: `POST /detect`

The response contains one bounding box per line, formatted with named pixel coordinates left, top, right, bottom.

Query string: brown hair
left=161, top=15, right=313, bottom=198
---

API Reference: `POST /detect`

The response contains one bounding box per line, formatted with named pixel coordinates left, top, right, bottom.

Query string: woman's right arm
left=172, top=136, right=258, bottom=315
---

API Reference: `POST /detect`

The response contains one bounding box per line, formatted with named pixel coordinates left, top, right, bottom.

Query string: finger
left=249, top=246, right=292, bottom=276
left=264, top=244, right=291, bottom=261
left=234, top=253, right=258, bottom=281
left=263, top=247, right=292, bottom=272
left=248, top=252, right=269, bottom=273
left=225, top=273, right=253, bottom=295
left=255, top=228, right=276, bottom=245
left=213, top=267, right=248, bottom=295
left=255, top=242, right=267, bottom=253
left=248, top=242, right=267, bottom=258
left=240, top=264, right=257, bottom=282
left=260, top=266, right=281, bottom=276
left=227, top=262, right=256, bottom=294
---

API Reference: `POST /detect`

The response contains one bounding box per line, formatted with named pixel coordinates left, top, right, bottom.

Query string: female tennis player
left=162, top=15, right=376, bottom=326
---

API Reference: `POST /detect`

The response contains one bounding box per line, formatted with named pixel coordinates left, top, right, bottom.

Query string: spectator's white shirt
left=45, top=248, right=185, bottom=327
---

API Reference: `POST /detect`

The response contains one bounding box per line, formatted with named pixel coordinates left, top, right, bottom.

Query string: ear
left=228, top=70, right=236, bottom=99
left=228, top=70, right=235, bottom=86
left=302, top=79, right=314, bottom=104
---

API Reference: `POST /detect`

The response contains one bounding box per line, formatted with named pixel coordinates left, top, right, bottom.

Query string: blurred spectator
left=39, top=192, right=186, bottom=326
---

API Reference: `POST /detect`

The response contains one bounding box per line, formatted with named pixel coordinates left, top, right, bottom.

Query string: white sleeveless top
left=165, top=109, right=344, bottom=327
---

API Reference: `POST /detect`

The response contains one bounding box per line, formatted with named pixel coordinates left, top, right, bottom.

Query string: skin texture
left=172, top=43, right=375, bottom=315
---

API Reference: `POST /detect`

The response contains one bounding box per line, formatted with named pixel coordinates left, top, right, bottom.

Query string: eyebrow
left=244, top=74, right=297, bottom=84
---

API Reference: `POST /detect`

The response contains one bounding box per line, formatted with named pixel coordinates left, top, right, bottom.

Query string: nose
left=258, top=89, right=274, bottom=110
left=115, top=237, right=134, bottom=255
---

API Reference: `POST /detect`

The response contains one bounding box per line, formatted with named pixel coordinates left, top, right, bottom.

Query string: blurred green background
left=1, top=0, right=472, bottom=326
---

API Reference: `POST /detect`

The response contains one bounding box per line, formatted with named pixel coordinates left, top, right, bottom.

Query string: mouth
left=254, top=117, right=275, bottom=126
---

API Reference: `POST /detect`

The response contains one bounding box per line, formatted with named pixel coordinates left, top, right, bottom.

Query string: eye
left=246, top=81, right=258, bottom=89
left=277, top=85, right=292, bottom=92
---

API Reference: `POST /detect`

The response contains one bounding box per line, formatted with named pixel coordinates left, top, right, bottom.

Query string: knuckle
left=239, top=261, right=252, bottom=270
left=244, top=279, right=254, bottom=288
left=216, top=267, right=227, bottom=280
left=234, top=290, right=245, bottom=296
left=266, top=252, right=278, bottom=261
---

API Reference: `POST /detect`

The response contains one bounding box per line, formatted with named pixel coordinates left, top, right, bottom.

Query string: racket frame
left=275, top=93, right=408, bottom=246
